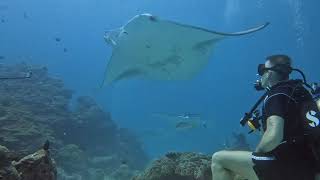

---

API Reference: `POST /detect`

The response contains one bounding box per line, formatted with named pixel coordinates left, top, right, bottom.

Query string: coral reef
left=13, top=148, right=57, bottom=180
left=0, top=144, right=57, bottom=180
left=133, top=152, right=212, bottom=180
left=0, top=145, right=20, bottom=180
left=0, top=63, right=70, bottom=154
left=55, top=144, right=87, bottom=173
left=56, top=96, right=118, bottom=156
left=0, top=63, right=256, bottom=180
left=0, top=63, right=149, bottom=179
left=133, top=132, right=252, bottom=180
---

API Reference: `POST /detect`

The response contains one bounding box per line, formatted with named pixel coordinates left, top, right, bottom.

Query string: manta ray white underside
left=102, top=13, right=269, bottom=85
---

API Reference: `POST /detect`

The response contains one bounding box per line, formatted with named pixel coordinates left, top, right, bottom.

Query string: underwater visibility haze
left=0, top=0, right=320, bottom=179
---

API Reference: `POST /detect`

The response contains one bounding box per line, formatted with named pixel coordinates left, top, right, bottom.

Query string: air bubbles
left=287, top=0, right=305, bottom=48
left=224, top=0, right=240, bottom=25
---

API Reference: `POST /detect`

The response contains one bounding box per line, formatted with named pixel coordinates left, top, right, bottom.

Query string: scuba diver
left=211, top=55, right=320, bottom=180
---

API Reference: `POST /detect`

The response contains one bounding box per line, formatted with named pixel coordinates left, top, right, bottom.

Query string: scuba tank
left=303, top=83, right=320, bottom=138
left=312, top=83, right=320, bottom=111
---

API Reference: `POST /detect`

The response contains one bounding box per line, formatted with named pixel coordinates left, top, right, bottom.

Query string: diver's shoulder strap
left=263, top=81, right=300, bottom=107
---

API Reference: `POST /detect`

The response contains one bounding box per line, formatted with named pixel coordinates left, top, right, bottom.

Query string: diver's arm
left=255, top=115, right=284, bottom=153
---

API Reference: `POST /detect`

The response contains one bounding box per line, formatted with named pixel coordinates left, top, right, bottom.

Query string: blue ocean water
left=0, top=0, right=319, bottom=158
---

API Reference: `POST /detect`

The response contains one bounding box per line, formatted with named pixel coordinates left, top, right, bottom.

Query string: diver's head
left=256, top=55, right=292, bottom=90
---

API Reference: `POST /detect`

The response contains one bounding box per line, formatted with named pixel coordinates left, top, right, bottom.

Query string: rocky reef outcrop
left=0, top=144, right=57, bottom=180
left=0, top=145, right=20, bottom=180
left=133, top=152, right=212, bottom=180
left=133, top=132, right=251, bottom=180
left=0, top=63, right=149, bottom=179
left=0, top=63, right=72, bottom=154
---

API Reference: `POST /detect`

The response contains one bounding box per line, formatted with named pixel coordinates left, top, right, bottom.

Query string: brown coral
left=1, top=144, right=56, bottom=180
left=133, top=152, right=212, bottom=180
left=13, top=149, right=57, bottom=180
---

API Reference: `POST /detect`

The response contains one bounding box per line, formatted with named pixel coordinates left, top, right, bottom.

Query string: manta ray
left=102, top=13, right=269, bottom=85
left=151, top=112, right=206, bottom=131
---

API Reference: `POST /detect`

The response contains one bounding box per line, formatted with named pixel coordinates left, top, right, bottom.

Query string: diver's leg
left=211, top=150, right=258, bottom=180
left=211, top=159, right=234, bottom=180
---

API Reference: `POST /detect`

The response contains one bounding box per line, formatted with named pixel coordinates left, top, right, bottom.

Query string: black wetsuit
left=252, top=80, right=316, bottom=180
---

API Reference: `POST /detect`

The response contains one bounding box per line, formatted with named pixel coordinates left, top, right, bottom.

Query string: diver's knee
left=211, top=150, right=226, bottom=165
left=211, top=152, right=227, bottom=174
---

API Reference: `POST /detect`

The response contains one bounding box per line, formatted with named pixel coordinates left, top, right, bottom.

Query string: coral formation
left=133, top=132, right=252, bottom=180
left=0, top=63, right=70, bottom=154
left=55, top=144, right=87, bottom=173
left=13, top=148, right=57, bottom=180
left=133, top=152, right=212, bottom=180
left=0, top=63, right=149, bottom=179
left=0, top=145, right=20, bottom=180
left=0, top=144, right=56, bottom=180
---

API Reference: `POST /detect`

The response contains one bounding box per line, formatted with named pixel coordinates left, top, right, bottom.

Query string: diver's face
left=260, top=61, right=272, bottom=88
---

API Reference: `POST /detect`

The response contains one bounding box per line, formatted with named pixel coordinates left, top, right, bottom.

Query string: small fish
left=63, top=48, right=68, bottom=52
left=202, top=121, right=207, bottom=128
left=149, top=15, right=157, bottom=22
left=0, top=56, right=5, bottom=59
left=25, top=71, right=32, bottom=78
left=1, top=19, right=5, bottom=23
left=23, top=12, right=28, bottom=19
left=121, top=160, right=127, bottom=165
left=177, top=114, right=192, bottom=119
left=55, top=37, right=61, bottom=42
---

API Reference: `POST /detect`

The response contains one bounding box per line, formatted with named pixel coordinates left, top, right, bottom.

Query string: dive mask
left=254, top=64, right=267, bottom=91
left=258, top=64, right=267, bottom=76
left=257, top=63, right=292, bottom=76
left=255, top=64, right=293, bottom=91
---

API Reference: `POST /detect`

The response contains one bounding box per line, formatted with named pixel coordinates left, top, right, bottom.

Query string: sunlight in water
left=257, top=0, right=264, bottom=9
left=224, top=0, right=240, bottom=24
